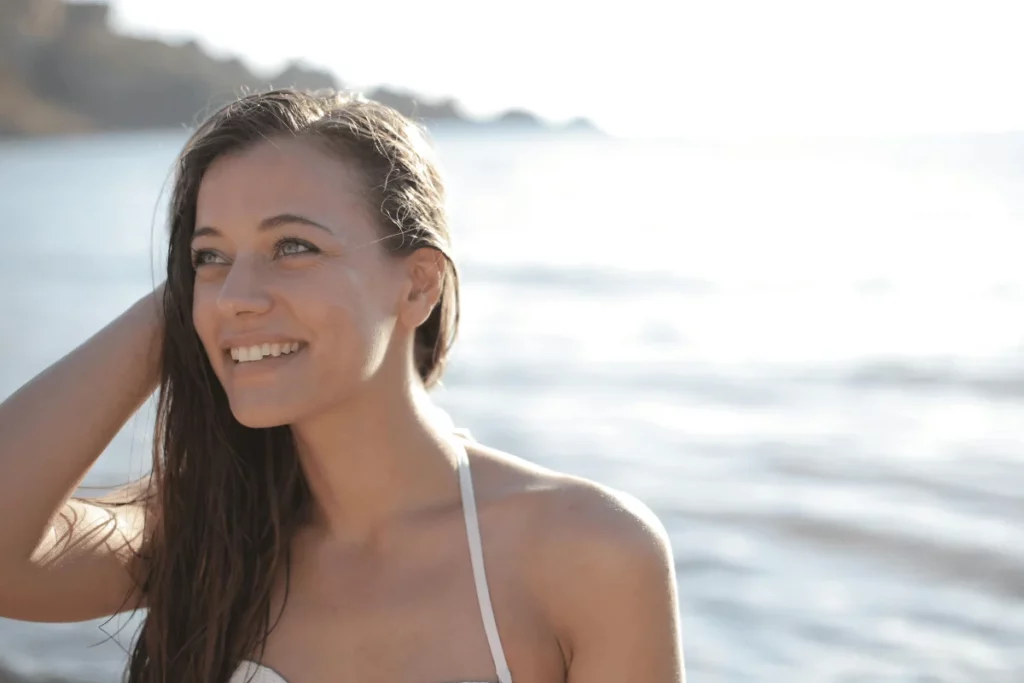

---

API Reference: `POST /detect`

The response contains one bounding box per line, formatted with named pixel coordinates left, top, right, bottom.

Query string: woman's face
left=190, top=137, right=410, bottom=428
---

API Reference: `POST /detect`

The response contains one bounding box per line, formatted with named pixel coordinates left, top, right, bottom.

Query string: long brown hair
left=129, top=89, right=460, bottom=683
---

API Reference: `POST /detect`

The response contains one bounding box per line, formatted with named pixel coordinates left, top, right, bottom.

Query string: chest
left=265, top=561, right=490, bottom=680
left=247, top=521, right=561, bottom=683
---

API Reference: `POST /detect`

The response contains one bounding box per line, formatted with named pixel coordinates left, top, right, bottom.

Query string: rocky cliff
left=0, top=0, right=598, bottom=136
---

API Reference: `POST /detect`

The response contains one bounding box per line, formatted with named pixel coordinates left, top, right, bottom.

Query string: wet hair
left=127, top=89, right=460, bottom=683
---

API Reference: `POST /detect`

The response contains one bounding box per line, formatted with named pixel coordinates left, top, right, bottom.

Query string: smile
left=230, top=342, right=304, bottom=363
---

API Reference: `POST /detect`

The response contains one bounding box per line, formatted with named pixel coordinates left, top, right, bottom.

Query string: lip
left=220, top=335, right=306, bottom=351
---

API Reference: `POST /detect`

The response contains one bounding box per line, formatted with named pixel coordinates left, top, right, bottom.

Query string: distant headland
left=0, top=0, right=601, bottom=137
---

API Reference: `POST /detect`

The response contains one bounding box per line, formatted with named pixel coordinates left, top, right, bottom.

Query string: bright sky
left=104, top=0, right=1024, bottom=138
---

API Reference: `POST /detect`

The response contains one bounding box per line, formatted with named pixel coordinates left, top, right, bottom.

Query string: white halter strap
left=454, top=442, right=513, bottom=683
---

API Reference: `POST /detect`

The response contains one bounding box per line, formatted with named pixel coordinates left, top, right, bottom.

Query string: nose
left=216, top=256, right=273, bottom=317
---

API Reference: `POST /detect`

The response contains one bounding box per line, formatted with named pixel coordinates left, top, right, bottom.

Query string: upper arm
left=1, top=488, right=151, bottom=623
left=533, top=484, right=685, bottom=683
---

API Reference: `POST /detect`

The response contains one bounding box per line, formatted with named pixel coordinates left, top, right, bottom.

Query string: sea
left=0, top=127, right=1021, bottom=683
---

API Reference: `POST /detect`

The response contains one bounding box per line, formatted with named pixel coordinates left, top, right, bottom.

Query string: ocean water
left=0, top=128, right=1022, bottom=683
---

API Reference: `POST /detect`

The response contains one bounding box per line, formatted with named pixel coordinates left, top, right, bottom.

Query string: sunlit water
left=0, top=129, right=1021, bottom=683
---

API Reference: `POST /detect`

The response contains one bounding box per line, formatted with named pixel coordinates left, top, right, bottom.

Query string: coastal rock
left=0, top=0, right=601, bottom=137
left=366, top=86, right=466, bottom=122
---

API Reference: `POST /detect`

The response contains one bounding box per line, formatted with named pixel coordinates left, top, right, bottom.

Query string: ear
left=399, top=247, right=445, bottom=329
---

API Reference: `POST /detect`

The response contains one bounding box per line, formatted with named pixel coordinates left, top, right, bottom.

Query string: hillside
left=0, top=0, right=599, bottom=136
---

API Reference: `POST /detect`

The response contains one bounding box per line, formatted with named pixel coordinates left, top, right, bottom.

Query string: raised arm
left=0, top=286, right=163, bottom=622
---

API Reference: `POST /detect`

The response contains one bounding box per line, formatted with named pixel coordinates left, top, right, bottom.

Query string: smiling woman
left=0, top=89, right=685, bottom=683
left=185, top=133, right=443, bottom=429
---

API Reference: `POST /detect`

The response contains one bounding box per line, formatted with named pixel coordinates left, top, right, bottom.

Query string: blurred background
left=1, top=0, right=1023, bottom=681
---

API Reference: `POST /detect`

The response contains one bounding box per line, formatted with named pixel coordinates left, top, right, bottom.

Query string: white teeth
left=230, top=342, right=301, bottom=363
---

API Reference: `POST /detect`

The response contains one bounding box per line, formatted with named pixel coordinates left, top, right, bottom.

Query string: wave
left=443, top=362, right=789, bottom=406
left=837, top=360, right=1024, bottom=400
left=666, top=508, right=1024, bottom=601
left=0, top=662, right=86, bottom=683
left=459, top=261, right=713, bottom=295
left=446, top=356, right=1024, bottom=404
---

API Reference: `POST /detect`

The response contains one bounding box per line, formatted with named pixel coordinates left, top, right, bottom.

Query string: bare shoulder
left=465, top=439, right=675, bottom=605
left=466, top=439, right=670, bottom=552
left=466, top=440, right=684, bottom=680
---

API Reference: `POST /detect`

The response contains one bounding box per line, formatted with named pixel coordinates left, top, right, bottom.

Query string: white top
left=230, top=437, right=513, bottom=683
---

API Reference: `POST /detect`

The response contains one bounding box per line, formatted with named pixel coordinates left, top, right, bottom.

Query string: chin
left=227, top=399, right=300, bottom=430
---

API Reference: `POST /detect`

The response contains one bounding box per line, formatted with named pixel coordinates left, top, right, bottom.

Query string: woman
left=0, top=89, right=685, bottom=682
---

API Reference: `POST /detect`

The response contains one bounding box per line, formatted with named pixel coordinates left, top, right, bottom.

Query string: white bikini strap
left=455, top=443, right=513, bottom=683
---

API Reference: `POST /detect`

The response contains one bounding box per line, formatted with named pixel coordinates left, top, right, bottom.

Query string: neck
left=289, top=373, right=461, bottom=543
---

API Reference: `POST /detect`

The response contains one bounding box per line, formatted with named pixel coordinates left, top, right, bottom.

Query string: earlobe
left=400, top=285, right=438, bottom=328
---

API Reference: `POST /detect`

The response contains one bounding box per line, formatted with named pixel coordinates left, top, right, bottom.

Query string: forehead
left=196, top=137, right=371, bottom=237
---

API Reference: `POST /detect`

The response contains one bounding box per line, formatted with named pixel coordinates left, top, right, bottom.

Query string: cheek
left=311, top=296, right=374, bottom=360
left=303, top=278, right=396, bottom=374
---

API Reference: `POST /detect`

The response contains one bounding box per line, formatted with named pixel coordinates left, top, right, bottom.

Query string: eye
left=275, top=237, right=319, bottom=258
left=191, top=249, right=228, bottom=268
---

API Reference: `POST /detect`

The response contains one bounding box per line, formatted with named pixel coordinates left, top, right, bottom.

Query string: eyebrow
left=192, top=213, right=334, bottom=240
